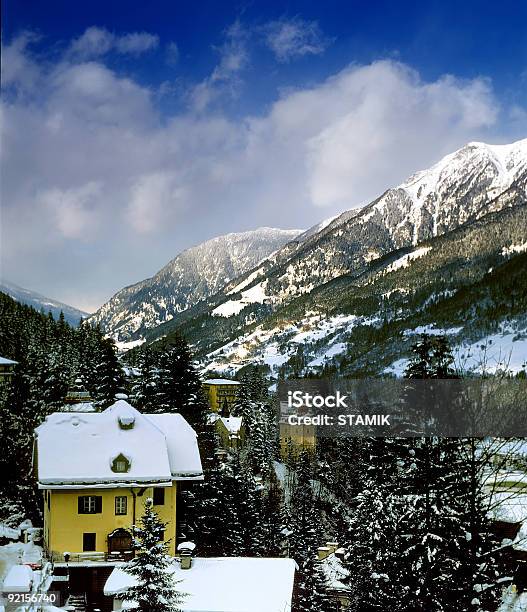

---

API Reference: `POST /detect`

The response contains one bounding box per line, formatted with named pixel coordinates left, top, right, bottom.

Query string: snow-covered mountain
left=89, top=227, right=304, bottom=343
left=0, top=280, right=88, bottom=325
left=140, top=138, right=527, bottom=376
left=213, top=139, right=527, bottom=311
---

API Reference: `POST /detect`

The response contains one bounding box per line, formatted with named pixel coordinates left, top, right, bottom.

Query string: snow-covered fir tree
left=93, top=337, right=125, bottom=409
left=120, top=499, right=185, bottom=612
left=150, top=336, right=209, bottom=431
left=286, top=452, right=330, bottom=612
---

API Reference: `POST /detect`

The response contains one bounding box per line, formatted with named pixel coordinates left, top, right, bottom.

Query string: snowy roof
left=60, top=402, right=96, bottom=413
left=35, top=400, right=203, bottom=488
left=0, top=356, right=17, bottom=365
left=219, top=417, right=243, bottom=434
left=104, top=557, right=296, bottom=612
left=489, top=493, right=527, bottom=524
left=0, top=523, right=20, bottom=539
left=203, top=378, right=241, bottom=385
left=3, top=565, right=34, bottom=592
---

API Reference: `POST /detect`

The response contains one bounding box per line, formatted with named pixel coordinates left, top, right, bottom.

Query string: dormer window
left=118, top=415, right=135, bottom=430
left=111, top=453, right=131, bottom=473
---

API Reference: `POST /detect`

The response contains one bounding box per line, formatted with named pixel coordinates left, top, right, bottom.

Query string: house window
left=83, top=533, right=96, bottom=552
left=78, top=496, right=102, bottom=514
left=111, top=453, right=131, bottom=473
left=115, top=496, right=127, bottom=515
left=153, top=488, right=165, bottom=506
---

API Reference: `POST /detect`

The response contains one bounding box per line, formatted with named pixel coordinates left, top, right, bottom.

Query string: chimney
left=177, top=541, right=196, bottom=570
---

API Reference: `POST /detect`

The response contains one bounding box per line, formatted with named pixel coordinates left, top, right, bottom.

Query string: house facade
left=0, top=356, right=17, bottom=385
left=202, top=378, right=240, bottom=412
left=34, top=398, right=203, bottom=561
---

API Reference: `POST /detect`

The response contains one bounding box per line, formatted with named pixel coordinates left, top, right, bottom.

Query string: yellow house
left=34, top=398, right=203, bottom=561
left=202, top=379, right=241, bottom=412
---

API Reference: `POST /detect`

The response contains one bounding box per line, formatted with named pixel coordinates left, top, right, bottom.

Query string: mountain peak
left=89, top=226, right=304, bottom=341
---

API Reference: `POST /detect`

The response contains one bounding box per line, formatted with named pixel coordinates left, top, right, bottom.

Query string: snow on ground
left=456, top=331, right=527, bottom=374
left=499, top=587, right=527, bottom=612
left=502, top=242, right=527, bottom=256
left=403, top=325, right=463, bottom=336
left=114, top=338, right=145, bottom=351
left=383, top=358, right=409, bottom=377
left=212, top=280, right=269, bottom=317
left=308, top=342, right=347, bottom=366
left=202, top=312, right=377, bottom=375
left=227, top=268, right=264, bottom=295
left=0, top=540, right=43, bottom=584
left=384, top=247, right=432, bottom=274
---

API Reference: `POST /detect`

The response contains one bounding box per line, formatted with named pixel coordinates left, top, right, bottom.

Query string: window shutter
left=95, top=496, right=102, bottom=513
left=78, top=497, right=84, bottom=514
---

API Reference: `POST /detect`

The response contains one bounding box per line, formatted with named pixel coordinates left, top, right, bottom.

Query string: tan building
left=202, top=378, right=241, bottom=412
left=215, top=416, right=245, bottom=450
left=279, top=401, right=317, bottom=458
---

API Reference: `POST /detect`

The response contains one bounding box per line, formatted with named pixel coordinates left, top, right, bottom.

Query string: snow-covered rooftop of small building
left=0, top=356, right=17, bottom=365
left=203, top=378, right=241, bottom=385
left=35, top=400, right=203, bottom=488
left=104, top=557, right=296, bottom=612
left=219, top=416, right=243, bottom=434
left=320, top=552, right=349, bottom=592
left=3, top=564, right=34, bottom=592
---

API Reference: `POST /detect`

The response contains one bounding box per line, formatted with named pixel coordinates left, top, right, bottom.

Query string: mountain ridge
left=89, top=226, right=304, bottom=343
left=0, top=280, right=88, bottom=326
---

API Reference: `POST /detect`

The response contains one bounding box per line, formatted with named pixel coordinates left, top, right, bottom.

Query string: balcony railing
left=47, top=550, right=134, bottom=564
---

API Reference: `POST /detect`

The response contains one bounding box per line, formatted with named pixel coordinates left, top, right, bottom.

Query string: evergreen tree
left=93, top=338, right=125, bottom=409
left=131, top=347, right=158, bottom=411
left=121, top=499, right=185, bottom=612
left=152, top=337, right=209, bottom=432
left=287, top=452, right=330, bottom=612
left=404, top=333, right=458, bottom=379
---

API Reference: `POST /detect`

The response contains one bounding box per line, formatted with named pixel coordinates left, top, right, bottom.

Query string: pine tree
left=93, top=338, right=125, bottom=409
left=404, top=333, right=458, bottom=379
left=120, top=499, right=185, bottom=612
left=152, top=337, right=209, bottom=432
left=131, top=347, right=158, bottom=411
left=287, top=452, right=330, bottom=612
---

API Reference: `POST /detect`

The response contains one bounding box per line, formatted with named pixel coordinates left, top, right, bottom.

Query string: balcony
left=47, top=550, right=134, bottom=565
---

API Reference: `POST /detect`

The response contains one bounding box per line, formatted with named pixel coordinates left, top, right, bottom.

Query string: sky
left=1, top=0, right=526, bottom=312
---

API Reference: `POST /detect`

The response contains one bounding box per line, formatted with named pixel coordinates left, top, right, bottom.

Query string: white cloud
left=189, top=20, right=249, bottom=112
left=128, top=172, right=187, bottom=234
left=166, top=41, right=180, bottom=66
left=2, top=31, right=522, bottom=310
left=69, top=26, right=158, bottom=58
left=264, top=16, right=330, bottom=62
left=115, top=32, right=159, bottom=55
left=0, top=31, right=41, bottom=93
left=40, top=182, right=102, bottom=239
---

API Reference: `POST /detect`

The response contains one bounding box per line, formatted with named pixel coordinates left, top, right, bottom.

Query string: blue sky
left=1, top=1, right=526, bottom=311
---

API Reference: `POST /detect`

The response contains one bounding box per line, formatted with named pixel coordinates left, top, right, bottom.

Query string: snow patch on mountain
left=502, top=241, right=527, bottom=256
left=385, top=247, right=432, bottom=273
